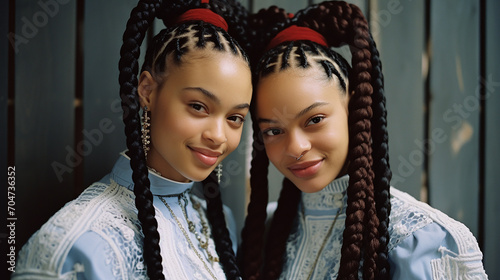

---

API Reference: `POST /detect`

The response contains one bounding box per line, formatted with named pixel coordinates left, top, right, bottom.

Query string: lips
left=288, top=159, right=323, bottom=178
left=189, top=147, right=222, bottom=166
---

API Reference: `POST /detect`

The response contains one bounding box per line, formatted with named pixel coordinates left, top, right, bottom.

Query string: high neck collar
left=110, top=151, right=194, bottom=196
left=301, top=175, right=349, bottom=212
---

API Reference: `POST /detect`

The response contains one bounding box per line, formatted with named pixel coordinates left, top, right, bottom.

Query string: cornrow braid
left=119, top=1, right=249, bottom=279
left=242, top=1, right=391, bottom=279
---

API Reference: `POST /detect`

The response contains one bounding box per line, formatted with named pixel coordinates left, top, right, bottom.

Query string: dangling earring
left=141, top=106, right=151, bottom=159
left=216, top=163, right=223, bottom=184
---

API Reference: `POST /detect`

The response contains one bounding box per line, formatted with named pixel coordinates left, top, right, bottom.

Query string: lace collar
left=301, top=175, right=349, bottom=215
left=109, top=151, right=194, bottom=196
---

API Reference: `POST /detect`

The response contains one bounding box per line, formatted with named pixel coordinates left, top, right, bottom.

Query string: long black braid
left=241, top=1, right=391, bottom=280
left=368, top=35, right=392, bottom=279
left=118, top=1, right=249, bottom=279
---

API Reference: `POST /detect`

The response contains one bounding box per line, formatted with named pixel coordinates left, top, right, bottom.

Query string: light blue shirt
left=278, top=175, right=488, bottom=279
left=13, top=152, right=237, bottom=280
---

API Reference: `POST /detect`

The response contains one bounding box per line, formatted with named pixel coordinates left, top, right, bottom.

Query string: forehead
left=165, top=50, right=252, bottom=101
left=256, top=68, right=343, bottom=117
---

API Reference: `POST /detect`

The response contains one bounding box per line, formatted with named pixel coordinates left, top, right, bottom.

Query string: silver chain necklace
left=158, top=194, right=218, bottom=280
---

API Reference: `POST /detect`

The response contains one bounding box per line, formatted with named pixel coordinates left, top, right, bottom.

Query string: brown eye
left=263, top=128, right=282, bottom=136
left=189, top=102, right=208, bottom=114
left=306, top=116, right=325, bottom=126
left=228, top=115, right=245, bottom=127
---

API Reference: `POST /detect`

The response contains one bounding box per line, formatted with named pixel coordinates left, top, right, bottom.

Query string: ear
left=138, top=71, right=157, bottom=109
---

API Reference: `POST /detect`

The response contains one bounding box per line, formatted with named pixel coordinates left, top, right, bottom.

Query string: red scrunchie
left=175, top=8, right=228, bottom=31
left=266, top=25, right=328, bottom=51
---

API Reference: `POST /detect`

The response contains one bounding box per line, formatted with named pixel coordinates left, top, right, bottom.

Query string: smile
left=288, top=159, right=323, bottom=178
left=189, top=147, right=222, bottom=166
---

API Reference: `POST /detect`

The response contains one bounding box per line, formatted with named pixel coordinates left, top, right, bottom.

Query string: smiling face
left=256, top=66, right=350, bottom=193
left=138, top=50, right=252, bottom=182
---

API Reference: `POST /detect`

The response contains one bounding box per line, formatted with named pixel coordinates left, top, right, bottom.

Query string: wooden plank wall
left=484, top=0, right=499, bottom=277
left=429, top=0, right=480, bottom=235
left=3, top=0, right=498, bottom=279
left=1, top=0, right=10, bottom=276
left=10, top=2, right=77, bottom=277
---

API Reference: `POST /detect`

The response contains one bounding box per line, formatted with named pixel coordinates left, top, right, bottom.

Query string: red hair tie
left=175, top=8, right=228, bottom=31
left=266, top=25, right=328, bottom=51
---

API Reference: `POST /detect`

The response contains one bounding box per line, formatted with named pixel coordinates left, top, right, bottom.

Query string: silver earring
left=296, top=154, right=303, bottom=161
left=216, top=163, right=223, bottom=184
left=141, top=106, right=151, bottom=158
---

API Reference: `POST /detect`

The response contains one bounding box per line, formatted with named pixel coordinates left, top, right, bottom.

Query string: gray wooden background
left=1, top=0, right=498, bottom=278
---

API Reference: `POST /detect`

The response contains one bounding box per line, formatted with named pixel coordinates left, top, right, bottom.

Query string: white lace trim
left=13, top=180, right=225, bottom=280
left=390, top=187, right=487, bottom=279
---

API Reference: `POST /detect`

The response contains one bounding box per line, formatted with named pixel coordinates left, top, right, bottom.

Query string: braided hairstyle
left=118, top=0, right=249, bottom=279
left=240, top=1, right=391, bottom=280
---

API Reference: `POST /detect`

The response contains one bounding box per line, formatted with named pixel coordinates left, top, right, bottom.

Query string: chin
left=183, top=169, right=214, bottom=182
left=291, top=178, right=330, bottom=193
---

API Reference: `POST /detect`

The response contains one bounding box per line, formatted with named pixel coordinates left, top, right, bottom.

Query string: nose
left=286, top=129, right=311, bottom=160
left=202, top=118, right=227, bottom=145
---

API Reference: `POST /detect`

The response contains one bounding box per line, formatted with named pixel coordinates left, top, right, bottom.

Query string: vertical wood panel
left=429, top=0, right=480, bottom=235
left=82, top=0, right=137, bottom=188
left=372, top=0, right=425, bottom=199
left=15, top=0, right=76, bottom=248
left=1, top=0, right=8, bottom=168
left=484, top=0, right=500, bottom=277
left=1, top=1, right=10, bottom=278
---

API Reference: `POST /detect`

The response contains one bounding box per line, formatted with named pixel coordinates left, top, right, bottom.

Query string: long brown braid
left=240, top=1, right=391, bottom=279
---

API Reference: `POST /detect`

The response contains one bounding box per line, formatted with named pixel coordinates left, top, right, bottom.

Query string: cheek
left=311, top=121, right=349, bottom=154
left=263, top=142, right=281, bottom=165
left=319, top=125, right=349, bottom=155
left=225, top=129, right=243, bottom=153
left=152, top=110, right=194, bottom=142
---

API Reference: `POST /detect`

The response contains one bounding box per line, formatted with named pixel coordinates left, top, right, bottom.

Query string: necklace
left=306, top=193, right=345, bottom=280
left=179, top=194, right=219, bottom=263
left=158, top=195, right=218, bottom=280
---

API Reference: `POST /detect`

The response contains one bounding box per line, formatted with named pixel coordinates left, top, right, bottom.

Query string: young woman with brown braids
left=13, top=0, right=251, bottom=279
left=240, top=1, right=488, bottom=279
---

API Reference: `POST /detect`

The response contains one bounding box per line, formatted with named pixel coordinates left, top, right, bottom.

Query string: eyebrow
left=257, top=102, right=329, bottom=124
left=185, top=87, right=250, bottom=110
left=186, top=87, right=220, bottom=104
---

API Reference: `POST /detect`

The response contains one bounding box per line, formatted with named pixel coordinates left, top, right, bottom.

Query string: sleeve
left=62, top=231, right=116, bottom=280
left=389, top=222, right=488, bottom=280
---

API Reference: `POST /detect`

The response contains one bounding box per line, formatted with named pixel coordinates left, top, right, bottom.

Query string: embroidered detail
left=12, top=180, right=226, bottom=280
left=431, top=247, right=487, bottom=279
left=387, top=190, right=434, bottom=251
left=279, top=185, right=487, bottom=279
left=390, top=188, right=487, bottom=279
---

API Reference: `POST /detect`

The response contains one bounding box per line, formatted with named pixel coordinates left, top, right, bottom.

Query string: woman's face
left=139, top=50, right=252, bottom=182
left=256, top=67, right=350, bottom=193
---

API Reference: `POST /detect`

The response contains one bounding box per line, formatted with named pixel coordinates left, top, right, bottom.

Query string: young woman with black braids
left=240, top=1, right=487, bottom=280
left=12, top=0, right=251, bottom=279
